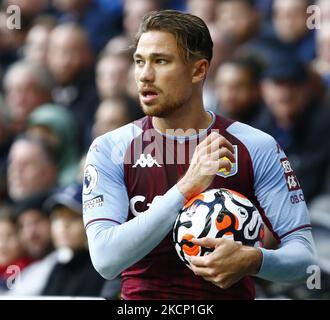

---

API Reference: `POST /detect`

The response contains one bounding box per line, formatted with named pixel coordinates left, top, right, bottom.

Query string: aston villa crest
left=217, top=145, right=238, bottom=178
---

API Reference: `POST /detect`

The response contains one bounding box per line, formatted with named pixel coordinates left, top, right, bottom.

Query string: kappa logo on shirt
left=133, top=154, right=162, bottom=168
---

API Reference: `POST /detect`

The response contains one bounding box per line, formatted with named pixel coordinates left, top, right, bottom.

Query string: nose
left=138, top=62, right=155, bottom=83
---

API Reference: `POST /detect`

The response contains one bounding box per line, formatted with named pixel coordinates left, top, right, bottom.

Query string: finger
left=217, top=158, right=233, bottom=173
left=198, top=131, right=221, bottom=148
left=206, top=147, right=235, bottom=164
left=191, top=264, right=212, bottom=277
left=191, top=237, right=219, bottom=248
left=208, top=135, right=234, bottom=155
left=190, top=256, right=210, bottom=268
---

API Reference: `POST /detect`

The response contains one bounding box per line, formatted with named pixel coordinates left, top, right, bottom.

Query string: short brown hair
left=133, top=10, right=213, bottom=63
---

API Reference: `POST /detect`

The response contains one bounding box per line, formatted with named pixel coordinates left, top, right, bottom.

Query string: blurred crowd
left=0, top=0, right=330, bottom=299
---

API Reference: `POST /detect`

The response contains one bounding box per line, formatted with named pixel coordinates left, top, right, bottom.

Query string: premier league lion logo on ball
left=173, top=188, right=264, bottom=269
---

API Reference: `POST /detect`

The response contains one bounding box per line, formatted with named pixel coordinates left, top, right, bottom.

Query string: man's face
left=317, top=27, right=330, bottom=64
left=134, top=31, right=195, bottom=118
left=262, top=80, right=308, bottom=124
left=273, top=0, right=308, bottom=43
left=24, top=25, right=50, bottom=65
left=215, top=63, right=258, bottom=116
left=92, top=101, right=129, bottom=138
left=7, top=140, right=56, bottom=201
left=0, top=220, right=21, bottom=266
left=96, top=56, right=130, bottom=100
left=47, top=28, right=90, bottom=85
left=216, top=1, right=257, bottom=43
left=18, top=210, right=51, bottom=259
left=51, top=207, right=85, bottom=250
left=4, top=69, right=47, bottom=130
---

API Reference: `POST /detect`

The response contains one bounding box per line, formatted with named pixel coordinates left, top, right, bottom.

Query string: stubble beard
left=139, top=94, right=187, bottom=118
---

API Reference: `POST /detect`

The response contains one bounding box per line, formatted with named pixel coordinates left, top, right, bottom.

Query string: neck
left=152, top=99, right=212, bottom=136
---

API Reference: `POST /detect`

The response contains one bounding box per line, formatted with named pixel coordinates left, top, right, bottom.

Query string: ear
left=192, top=59, right=209, bottom=84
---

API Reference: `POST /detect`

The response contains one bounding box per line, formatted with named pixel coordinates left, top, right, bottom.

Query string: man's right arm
left=84, top=132, right=234, bottom=279
left=86, top=185, right=185, bottom=279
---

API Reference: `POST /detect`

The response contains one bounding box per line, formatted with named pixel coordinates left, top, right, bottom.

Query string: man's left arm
left=190, top=228, right=317, bottom=289
left=190, top=131, right=318, bottom=288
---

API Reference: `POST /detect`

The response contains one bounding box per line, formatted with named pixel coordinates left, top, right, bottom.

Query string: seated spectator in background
left=5, top=195, right=57, bottom=296
left=214, top=56, right=264, bottom=127
left=14, top=194, right=53, bottom=262
left=47, top=23, right=99, bottom=151
left=317, top=0, right=330, bottom=23
left=103, top=34, right=132, bottom=56
left=41, top=183, right=106, bottom=297
left=3, top=60, right=54, bottom=134
left=270, top=0, right=315, bottom=63
left=96, top=51, right=132, bottom=101
left=26, top=103, right=80, bottom=187
left=313, top=23, right=330, bottom=90
left=0, top=11, right=17, bottom=84
left=23, top=15, right=57, bottom=66
left=260, top=56, right=330, bottom=203
left=7, top=136, right=58, bottom=203
left=53, top=0, right=123, bottom=53
left=92, top=96, right=144, bottom=139
left=186, top=0, right=217, bottom=27
left=0, top=208, right=31, bottom=293
left=123, top=0, right=160, bottom=39
left=0, top=100, right=12, bottom=207
left=126, top=63, right=140, bottom=102
left=215, top=0, right=261, bottom=47
left=203, top=24, right=236, bottom=111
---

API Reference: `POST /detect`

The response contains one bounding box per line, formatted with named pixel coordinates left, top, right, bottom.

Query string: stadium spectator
left=3, top=60, right=54, bottom=134
left=96, top=51, right=132, bottom=101
left=4, top=195, right=57, bottom=296
left=23, top=16, right=57, bottom=66
left=103, top=34, right=132, bottom=57
left=0, top=98, right=12, bottom=207
left=214, top=56, right=264, bottom=127
left=0, top=11, right=17, bottom=85
left=53, top=0, right=123, bottom=53
left=123, top=0, right=160, bottom=39
left=0, top=209, right=31, bottom=293
left=126, top=63, right=140, bottom=102
left=26, top=103, right=80, bottom=187
left=47, top=23, right=99, bottom=151
left=186, top=0, right=217, bottom=27
left=203, top=24, right=236, bottom=111
left=41, top=183, right=106, bottom=297
left=215, top=0, right=261, bottom=46
left=317, top=0, right=330, bottom=23
left=92, top=97, right=144, bottom=139
left=271, top=0, right=316, bottom=63
left=260, top=55, right=330, bottom=203
left=313, top=23, right=330, bottom=90
left=7, top=136, right=58, bottom=203
left=14, top=194, right=53, bottom=261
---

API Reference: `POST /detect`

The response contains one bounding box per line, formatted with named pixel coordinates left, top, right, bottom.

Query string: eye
left=134, top=59, right=144, bottom=66
left=156, top=59, right=167, bottom=65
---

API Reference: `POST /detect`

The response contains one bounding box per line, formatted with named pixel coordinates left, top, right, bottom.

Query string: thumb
left=191, top=237, right=221, bottom=248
